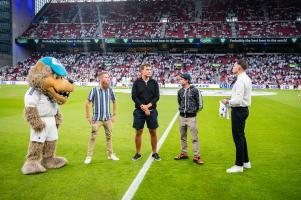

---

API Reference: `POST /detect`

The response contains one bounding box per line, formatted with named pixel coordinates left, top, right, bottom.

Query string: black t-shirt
left=131, top=78, right=160, bottom=109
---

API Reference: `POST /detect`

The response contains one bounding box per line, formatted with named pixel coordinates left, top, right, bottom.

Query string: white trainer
left=243, top=162, right=251, bottom=169
left=108, top=154, right=119, bottom=161
left=84, top=156, right=92, bottom=164
left=226, top=165, right=243, bottom=173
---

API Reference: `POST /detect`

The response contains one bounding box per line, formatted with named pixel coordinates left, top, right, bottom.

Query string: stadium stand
left=2, top=0, right=299, bottom=89
left=1, top=53, right=300, bottom=87
left=18, top=0, right=301, bottom=39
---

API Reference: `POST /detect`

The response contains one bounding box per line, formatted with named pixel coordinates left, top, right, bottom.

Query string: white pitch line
left=121, top=111, right=179, bottom=200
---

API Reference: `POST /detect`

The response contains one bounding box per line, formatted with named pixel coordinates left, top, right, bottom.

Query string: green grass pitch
left=0, top=85, right=300, bottom=200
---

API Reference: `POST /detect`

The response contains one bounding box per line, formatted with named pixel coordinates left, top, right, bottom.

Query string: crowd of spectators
left=22, top=21, right=300, bottom=39
left=27, top=23, right=97, bottom=39
left=237, top=21, right=301, bottom=38
left=165, top=22, right=232, bottom=38
left=102, top=22, right=162, bottom=39
left=19, top=0, right=301, bottom=39
left=1, top=52, right=300, bottom=87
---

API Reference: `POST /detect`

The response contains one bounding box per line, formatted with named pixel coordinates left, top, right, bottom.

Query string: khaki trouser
left=179, top=116, right=200, bottom=156
left=86, top=120, right=113, bottom=157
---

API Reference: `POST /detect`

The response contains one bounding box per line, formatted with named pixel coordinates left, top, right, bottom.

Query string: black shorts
left=133, top=108, right=159, bottom=129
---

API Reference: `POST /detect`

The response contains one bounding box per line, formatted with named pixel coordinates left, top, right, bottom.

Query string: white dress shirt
left=229, top=72, right=252, bottom=107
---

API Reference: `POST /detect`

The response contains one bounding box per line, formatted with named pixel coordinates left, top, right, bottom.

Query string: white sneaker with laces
left=226, top=165, right=243, bottom=173
left=108, top=154, right=119, bottom=161
left=243, top=162, right=251, bottom=169
left=84, top=156, right=92, bottom=164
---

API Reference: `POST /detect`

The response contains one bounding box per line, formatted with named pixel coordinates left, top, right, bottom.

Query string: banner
left=40, top=39, right=92, bottom=44
left=289, top=63, right=300, bottom=68
left=105, top=38, right=202, bottom=44
left=1, top=81, right=300, bottom=90
left=17, top=37, right=300, bottom=45
left=106, top=38, right=223, bottom=44
left=212, top=63, right=223, bottom=67
left=0, top=81, right=27, bottom=85
left=16, top=38, right=96, bottom=45
left=280, top=85, right=294, bottom=90
left=228, top=38, right=296, bottom=44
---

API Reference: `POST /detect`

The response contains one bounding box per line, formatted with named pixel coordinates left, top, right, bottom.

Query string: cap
left=180, top=73, right=192, bottom=83
left=38, top=57, right=68, bottom=77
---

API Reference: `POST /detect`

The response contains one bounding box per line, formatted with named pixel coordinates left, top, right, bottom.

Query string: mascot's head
left=27, top=57, right=74, bottom=105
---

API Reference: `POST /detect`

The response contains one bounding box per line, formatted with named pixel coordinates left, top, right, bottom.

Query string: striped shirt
left=87, top=86, right=116, bottom=121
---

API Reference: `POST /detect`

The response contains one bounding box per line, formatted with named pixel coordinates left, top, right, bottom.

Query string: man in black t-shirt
left=131, top=64, right=161, bottom=161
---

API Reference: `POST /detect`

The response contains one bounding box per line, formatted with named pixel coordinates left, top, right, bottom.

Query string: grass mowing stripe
left=121, top=111, right=179, bottom=200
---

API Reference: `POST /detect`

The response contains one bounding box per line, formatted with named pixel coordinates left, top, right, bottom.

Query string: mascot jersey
left=25, top=87, right=58, bottom=116
left=24, top=87, right=59, bottom=142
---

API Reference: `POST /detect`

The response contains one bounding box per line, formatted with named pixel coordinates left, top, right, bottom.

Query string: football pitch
left=0, top=85, right=300, bottom=200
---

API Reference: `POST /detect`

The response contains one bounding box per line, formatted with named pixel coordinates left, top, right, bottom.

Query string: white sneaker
left=226, top=165, right=243, bottom=173
left=108, top=154, right=119, bottom=161
left=243, top=162, right=251, bottom=169
left=84, top=156, right=92, bottom=164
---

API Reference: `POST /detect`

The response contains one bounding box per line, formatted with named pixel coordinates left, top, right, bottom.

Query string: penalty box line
left=121, top=111, right=179, bottom=200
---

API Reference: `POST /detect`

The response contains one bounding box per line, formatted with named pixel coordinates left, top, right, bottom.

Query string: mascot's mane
left=27, top=62, right=52, bottom=93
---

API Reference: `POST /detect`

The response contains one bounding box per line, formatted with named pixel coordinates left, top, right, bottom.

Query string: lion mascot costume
left=21, top=57, right=74, bottom=175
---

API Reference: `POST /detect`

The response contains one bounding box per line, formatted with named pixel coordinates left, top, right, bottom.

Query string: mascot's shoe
left=22, top=160, right=47, bottom=175
left=21, top=141, right=46, bottom=175
left=41, top=157, right=68, bottom=169
left=41, top=140, right=68, bottom=169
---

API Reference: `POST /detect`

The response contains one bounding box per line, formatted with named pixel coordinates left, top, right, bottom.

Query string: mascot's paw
left=33, top=122, right=46, bottom=132
left=21, top=160, right=47, bottom=175
left=24, top=107, right=46, bottom=132
left=41, top=157, right=68, bottom=169
left=55, top=110, right=63, bottom=129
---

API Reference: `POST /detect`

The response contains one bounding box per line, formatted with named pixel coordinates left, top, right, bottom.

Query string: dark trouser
left=231, top=107, right=249, bottom=166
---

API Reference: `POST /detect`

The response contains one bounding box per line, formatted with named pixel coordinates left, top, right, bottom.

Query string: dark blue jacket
left=177, top=85, right=203, bottom=117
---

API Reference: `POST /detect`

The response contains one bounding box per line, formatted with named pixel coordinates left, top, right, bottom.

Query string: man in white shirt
left=222, top=59, right=252, bottom=173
